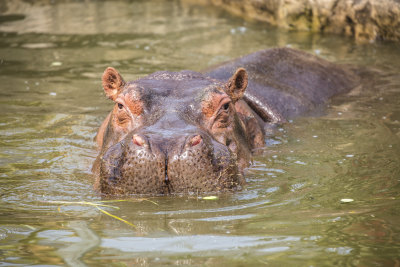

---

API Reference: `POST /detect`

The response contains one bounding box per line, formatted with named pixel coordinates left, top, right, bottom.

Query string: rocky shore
left=206, top=0, right=400, bottom=42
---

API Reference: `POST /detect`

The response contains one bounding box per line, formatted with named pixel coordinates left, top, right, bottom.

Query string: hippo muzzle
left=99, top=130, right=240, bottom=195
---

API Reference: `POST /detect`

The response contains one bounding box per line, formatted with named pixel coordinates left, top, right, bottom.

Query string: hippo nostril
left=132, top=134, right=145, bottom=147
left=189, top=135, right=202, bottom=147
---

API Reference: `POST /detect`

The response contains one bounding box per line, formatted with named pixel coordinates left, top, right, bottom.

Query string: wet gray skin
left=93, top=48, right=359, bottom=196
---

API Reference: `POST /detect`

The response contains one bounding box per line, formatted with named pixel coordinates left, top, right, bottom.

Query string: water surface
left=1, top=0, right=400, bottom=266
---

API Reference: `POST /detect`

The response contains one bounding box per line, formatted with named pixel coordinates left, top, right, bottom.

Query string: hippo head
left=94, top=67, right=255, bottom=195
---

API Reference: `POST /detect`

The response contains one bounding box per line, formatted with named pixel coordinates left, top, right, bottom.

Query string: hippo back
left=206, top=48, right=360, bottom=120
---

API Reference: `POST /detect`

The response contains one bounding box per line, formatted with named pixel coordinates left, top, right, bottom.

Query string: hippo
left=93, top=47, right=359, bottom=195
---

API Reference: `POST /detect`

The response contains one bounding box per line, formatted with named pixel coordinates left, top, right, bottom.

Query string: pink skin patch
left=118, top=92, right=143, bottom=116
left=202, top=92, right=230, bottom=118
left=132, top=134, right=145, bottom=146
left=190, top=135, right=202, bottom=147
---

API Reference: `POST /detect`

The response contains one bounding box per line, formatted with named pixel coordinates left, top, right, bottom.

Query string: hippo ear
left=102, top=67, right=125, bottom=100
left=226, top=68, right=248, bottom=103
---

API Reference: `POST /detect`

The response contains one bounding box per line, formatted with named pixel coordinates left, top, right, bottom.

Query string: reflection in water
left=58, top=221, right=100, bottom=267
left=100, top=235, right=296, bottom=253
left=0, top=0, right=400, bottom=266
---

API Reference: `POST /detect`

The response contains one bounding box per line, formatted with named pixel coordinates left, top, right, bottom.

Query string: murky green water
left=1, top=0, right=400, bottom=266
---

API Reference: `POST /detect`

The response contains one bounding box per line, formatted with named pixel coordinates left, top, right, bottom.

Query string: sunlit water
left=0, top=0, right=400, bottom=266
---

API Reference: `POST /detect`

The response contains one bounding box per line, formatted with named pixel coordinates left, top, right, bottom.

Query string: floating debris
left=23, top=225, right=36, bottom=230
left=340, top=198, right=354, bottom=203
left=203, top=196, right=218, bottom=200
left=51, top=61, right=62, bottom=66
left=46, top=199, right=158, bottom=228
left=22, top=43, right=56, bottom=49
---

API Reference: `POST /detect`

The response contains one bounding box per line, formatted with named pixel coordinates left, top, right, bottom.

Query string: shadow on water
left=0, top=0, right=400, bottom=266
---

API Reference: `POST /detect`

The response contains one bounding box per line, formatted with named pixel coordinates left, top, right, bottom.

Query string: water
left=1, top=0, right=400, bottom=266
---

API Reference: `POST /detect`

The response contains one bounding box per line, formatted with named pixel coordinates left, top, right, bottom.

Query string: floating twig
left=45, top=200, right=161, bottom=229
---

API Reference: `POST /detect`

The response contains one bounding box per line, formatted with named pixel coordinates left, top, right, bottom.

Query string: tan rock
left=205, top=0, right=400, bottom=42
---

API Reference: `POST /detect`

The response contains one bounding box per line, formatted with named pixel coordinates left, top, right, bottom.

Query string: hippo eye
left=117, top=103, right=123, bottom=109
left=223, top=103, right=230, bottom=110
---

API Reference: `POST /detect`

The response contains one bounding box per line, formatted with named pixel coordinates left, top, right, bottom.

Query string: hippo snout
left=99, top=132, right=241, bottom=195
